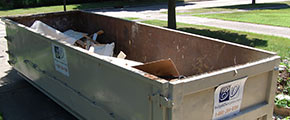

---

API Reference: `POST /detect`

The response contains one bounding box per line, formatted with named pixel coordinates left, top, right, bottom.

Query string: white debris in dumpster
left=63, top=29, right=87, bottom=41
left=30, top=21, right=77, bottom=44
left=83, top=30, right=104, bottom=50
left=93, top=33, right=98, bottom=41
left=89, top=43, right=115, bottom=57
left=93, top=30, right=104, bottom=41
left=99, top=55, right=143, bottom=67
left=86, top=38, right=91, bottom=50
left=30, top=20, right=116, bottom=57
left=117, top=51, right=127, bottom=59
left=29, top=21, right=176, bottom=75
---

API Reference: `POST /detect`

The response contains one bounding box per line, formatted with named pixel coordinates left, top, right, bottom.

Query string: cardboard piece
left=133, top=59, right=180, bottom=80
left=117, top=51, right=127, bottom=59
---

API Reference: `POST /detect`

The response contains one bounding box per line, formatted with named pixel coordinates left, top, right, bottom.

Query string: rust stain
left=144, top=74, right=160, bottom=80
left=216, top=44, right=226, bottom=60
left=5, top=11, right=272, bottom=78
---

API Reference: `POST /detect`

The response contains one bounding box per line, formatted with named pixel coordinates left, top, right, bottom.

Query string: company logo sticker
left=213, top=77, right=247, bottom=120
left=52, top=44, right=69, bottom=77
left=219, top=85, right=230, bottom=103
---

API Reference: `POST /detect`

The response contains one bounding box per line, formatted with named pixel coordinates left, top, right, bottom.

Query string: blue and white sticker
left=213, top=77, right=247, bottom=120
left=52, top=44, right=69, bottom=77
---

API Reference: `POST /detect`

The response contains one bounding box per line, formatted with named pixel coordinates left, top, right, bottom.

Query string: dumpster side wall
left=78, top=12, right=275, bottom=77
left=169, top=56, right=280, bottom=120
left=9, top=11, right=82, bottom=32
left=8, top=11, right=275, bottom=77
left=4, top=19, right=168, bottom=120
left=4, top=11, right=280, bottom=120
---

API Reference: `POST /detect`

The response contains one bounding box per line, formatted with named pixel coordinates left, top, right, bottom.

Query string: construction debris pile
left=30, top=20, right=117, bottom=57
left=30, top=20, right=182, bottom=80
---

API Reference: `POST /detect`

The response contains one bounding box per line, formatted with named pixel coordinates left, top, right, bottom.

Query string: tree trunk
left=64, top=0, right=67, bottom=12
left=252, top=0, right=255, bottom=5
left=168, top=0, right=176, bottom=29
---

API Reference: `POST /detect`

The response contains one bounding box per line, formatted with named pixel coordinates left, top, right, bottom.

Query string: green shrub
left=0, top=113, right=3, bottom=120
left=275, top=94, right=290, bottom=108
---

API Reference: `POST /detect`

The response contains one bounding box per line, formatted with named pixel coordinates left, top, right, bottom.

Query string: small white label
left=213, top=77, right=247, bottom=120
left=52, top=44, right=69, bottom=77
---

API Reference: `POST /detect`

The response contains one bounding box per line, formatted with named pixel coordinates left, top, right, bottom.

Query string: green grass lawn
left=123, top=17, right=140, bottom=21
left=140, top=20, right=290, bottom=59
left=193, top=2, right=290, bottom=28
left=0, top=0, right=169, bottom=17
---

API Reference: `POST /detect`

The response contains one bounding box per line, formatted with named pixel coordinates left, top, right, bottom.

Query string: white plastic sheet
left=30, top=20, right=116, bottom=57
left=30, top=21, right=77, bottom=44
left=63, top=29, right=87, bottom=41
left=89, top=43, right=115, bottom=57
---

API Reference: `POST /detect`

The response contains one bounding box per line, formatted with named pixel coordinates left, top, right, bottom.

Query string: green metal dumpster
left=2, top=11, right=280, bottom=120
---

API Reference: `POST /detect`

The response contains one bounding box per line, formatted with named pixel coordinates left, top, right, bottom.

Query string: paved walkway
left=141, top=14, right=290, bottom=38
left=93, top=0, right=290, bottom=39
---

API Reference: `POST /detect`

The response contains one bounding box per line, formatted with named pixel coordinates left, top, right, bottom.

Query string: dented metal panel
left=3, top=11, right=280, bottom=120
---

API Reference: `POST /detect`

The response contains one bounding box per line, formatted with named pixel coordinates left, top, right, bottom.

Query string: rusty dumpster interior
left=7, top=11, right=275, bottom=80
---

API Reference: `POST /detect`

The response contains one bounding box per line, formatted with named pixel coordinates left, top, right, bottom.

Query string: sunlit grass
left=194, top=1, right=290, bottom=28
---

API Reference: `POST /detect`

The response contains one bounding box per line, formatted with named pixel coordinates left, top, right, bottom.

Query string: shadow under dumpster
left=0, top=68, right=77, bottom=120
